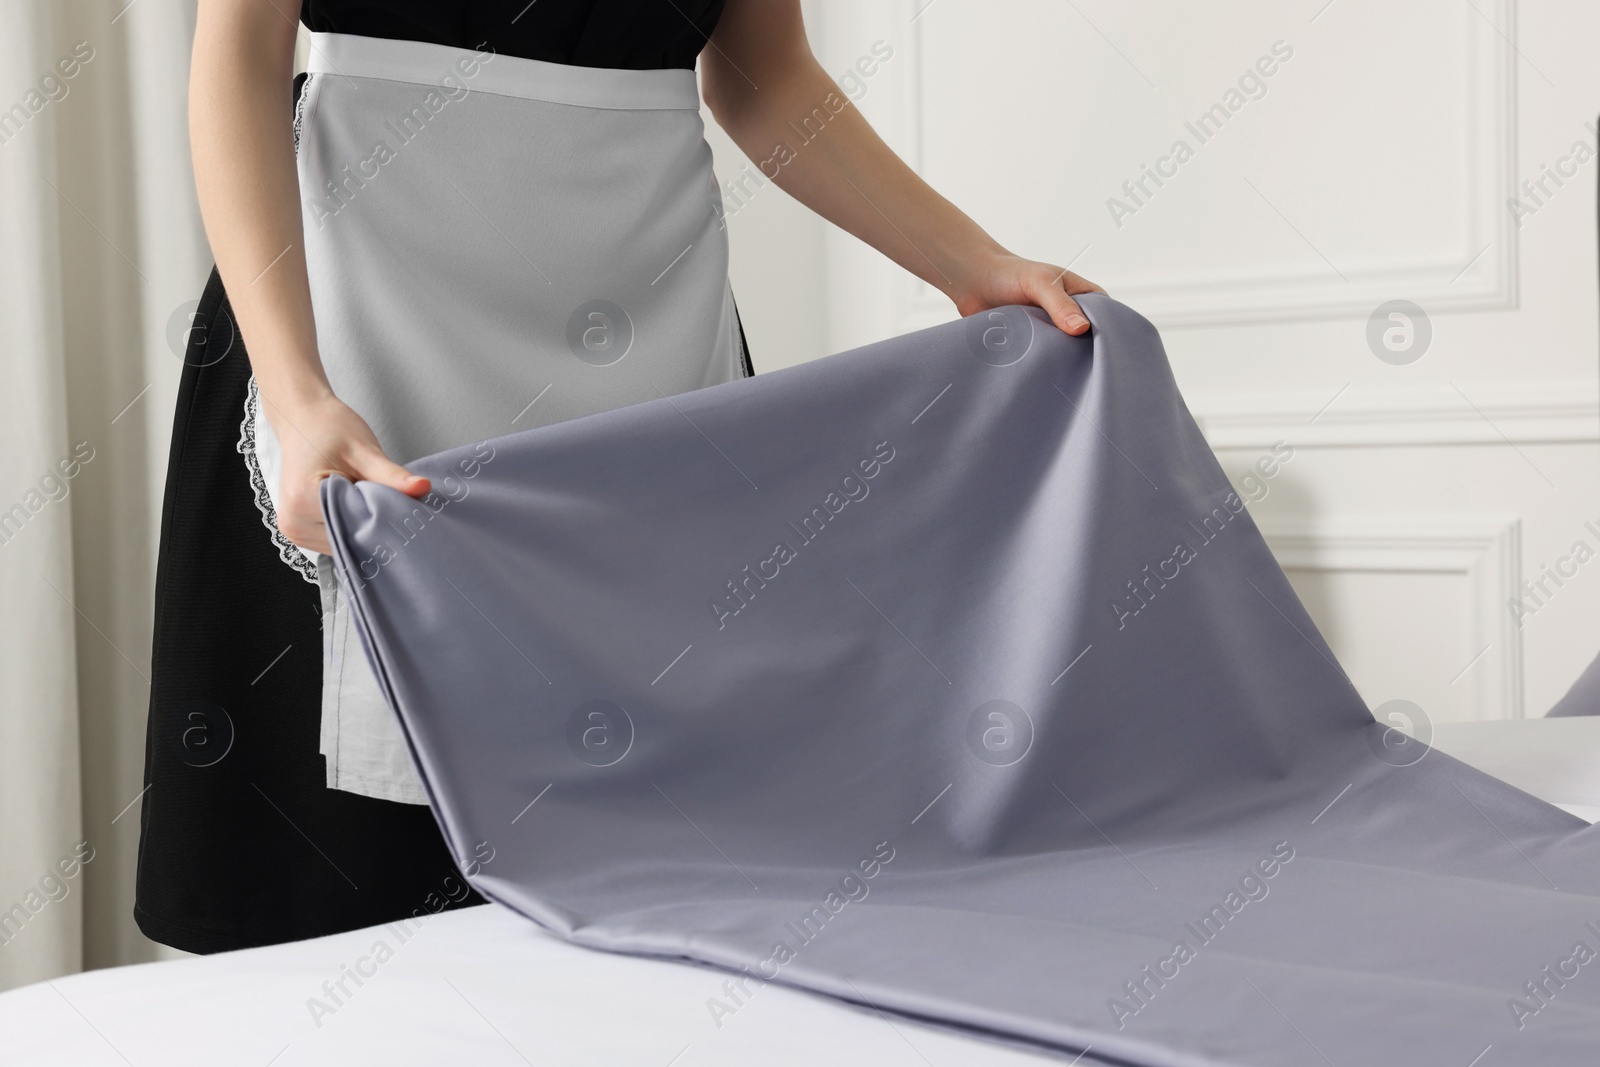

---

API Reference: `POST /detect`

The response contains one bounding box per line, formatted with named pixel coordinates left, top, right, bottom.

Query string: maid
left=137, top=0, right=1103, bottom=952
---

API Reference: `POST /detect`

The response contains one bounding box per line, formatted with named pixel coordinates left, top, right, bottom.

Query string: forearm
left=704, top=28, right=1005, bottom=303
left=190, top=1, right=331, bottom=417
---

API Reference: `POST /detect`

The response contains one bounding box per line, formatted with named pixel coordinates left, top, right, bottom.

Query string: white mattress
left=4, top=716, right=1596, bottom=1066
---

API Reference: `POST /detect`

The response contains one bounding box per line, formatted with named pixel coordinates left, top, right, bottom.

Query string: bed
left=5, top=715, right=1595, bottom=1067
left=4, top=890, right=1055, bottom=1065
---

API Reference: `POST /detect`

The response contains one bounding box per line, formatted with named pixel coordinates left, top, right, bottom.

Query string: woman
left=137, top=0, right=1103, bottom=954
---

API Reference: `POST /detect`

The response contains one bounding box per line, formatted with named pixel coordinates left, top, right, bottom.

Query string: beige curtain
left=0, top=0, right=207, bottom=990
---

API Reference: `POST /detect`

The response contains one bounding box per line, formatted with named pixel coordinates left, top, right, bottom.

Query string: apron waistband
left=303, top=31, right=701, bottom=111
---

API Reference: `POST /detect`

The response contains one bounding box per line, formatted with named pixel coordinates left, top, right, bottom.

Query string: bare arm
left=191, top=0, right=426, bottom=556
left=702, top=0, right=1101, bottom=335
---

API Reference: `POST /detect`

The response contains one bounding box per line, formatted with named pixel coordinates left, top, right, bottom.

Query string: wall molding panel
left=1194, top=381, right=1600, bottom=450
left=1258, top=513, right=1525, bottom=719
left=880, top=0, right=1521, bottom=332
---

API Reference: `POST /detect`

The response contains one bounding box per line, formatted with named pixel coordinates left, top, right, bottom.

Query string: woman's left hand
left=950, top=253, right=1107, bottom=337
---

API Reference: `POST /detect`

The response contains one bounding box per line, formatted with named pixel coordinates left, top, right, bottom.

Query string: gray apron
left=243, top=31, right=743, bottom=802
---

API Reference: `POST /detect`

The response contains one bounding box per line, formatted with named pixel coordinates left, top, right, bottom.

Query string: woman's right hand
left=264, top=392, right=431, bottom=557
left=192, top=5, right=427, bottom=558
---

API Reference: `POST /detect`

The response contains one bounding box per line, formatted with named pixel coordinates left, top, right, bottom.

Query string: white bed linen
left=0, top=901, right=1060, bottom=1066
left=4, top=717, right=1595, bottom=1066
left=1429, top=716, right=1600, bottom=823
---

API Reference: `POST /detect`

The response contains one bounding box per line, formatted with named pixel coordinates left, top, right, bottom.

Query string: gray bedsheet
left=321, top=294, right=1600, bottom=1066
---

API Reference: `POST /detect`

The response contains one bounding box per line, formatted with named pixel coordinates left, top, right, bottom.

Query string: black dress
left=136, top=0, right=745, bottom=954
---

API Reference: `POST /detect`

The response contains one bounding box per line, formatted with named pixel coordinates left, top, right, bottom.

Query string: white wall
left=801, top=0, right=1600, bottom=724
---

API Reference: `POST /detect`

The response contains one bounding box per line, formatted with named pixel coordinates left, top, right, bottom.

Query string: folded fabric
left=322, top=295, right=1600, bottom=1066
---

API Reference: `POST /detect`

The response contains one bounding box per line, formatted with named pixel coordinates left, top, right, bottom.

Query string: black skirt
left=134, top=254, right=489, bottom=953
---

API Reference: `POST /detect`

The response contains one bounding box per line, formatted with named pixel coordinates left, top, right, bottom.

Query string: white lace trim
left=293, top=73, right=312, bottom=152
left=238, top=374, right=319, bottom=584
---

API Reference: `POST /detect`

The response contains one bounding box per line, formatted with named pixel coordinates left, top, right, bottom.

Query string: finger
left=1033, top=278, right=1090, bottom=335
left=297, top=528, right=333, bottom=557
left=352, top=451, right=432, bottom=498
left=1058, top=269, right=1107, bottom=297
left=278, top=510, right=332, bottom=557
